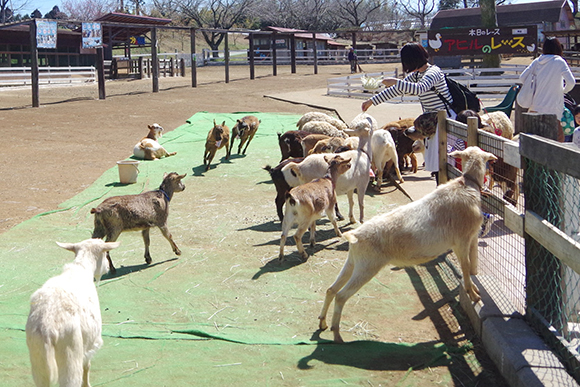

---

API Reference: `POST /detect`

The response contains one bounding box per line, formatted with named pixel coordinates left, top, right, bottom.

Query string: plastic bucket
left=117, top=160, right=140, bottom=184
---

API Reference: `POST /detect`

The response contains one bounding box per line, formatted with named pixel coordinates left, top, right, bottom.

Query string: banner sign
left=129, top=36, right=146, bottom=45
left=36, top=20, right=57, bottom=49
left=82, top=22, right=102, bottom=48
left=427, top=25, right=538, bottom=56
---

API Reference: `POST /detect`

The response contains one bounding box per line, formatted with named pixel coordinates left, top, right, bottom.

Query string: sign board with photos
left=36, top=20, right=57, bottom=49
left=82, top=22, right=102, bottom=49
left=426, top=25, right=538, bottom=56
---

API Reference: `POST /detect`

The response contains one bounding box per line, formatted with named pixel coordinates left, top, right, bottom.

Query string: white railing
left=326, top=65, right=580, bottom=102
left=0, top=66, right=96, bottom=86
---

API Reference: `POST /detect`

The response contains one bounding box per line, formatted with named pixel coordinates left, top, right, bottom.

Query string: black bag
left=433, top=75, right=481, bottom=114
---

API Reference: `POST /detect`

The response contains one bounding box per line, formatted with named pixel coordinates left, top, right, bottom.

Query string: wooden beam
left=190, top=28, right=196, bottom=88
left=29, top=21, right=39, bottom=108
left=151, top=27, right=159, bottom=93
left=520, top=133, right=580, bottom=180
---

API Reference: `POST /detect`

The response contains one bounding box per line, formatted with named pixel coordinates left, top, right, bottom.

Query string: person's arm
left=562, top=61, right=576, bottom=94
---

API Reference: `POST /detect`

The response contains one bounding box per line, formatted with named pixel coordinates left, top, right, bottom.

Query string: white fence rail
left=328, top=65, right=580, bottom=102
left=0, top=66, right=96, bottom=86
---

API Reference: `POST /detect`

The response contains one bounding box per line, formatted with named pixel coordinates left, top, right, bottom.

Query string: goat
left=263, top=157, right=305, bottom=222
left=133, top=123, right=177, bottom=160
left=301, top=134, right=331, bottom=156
left=229, top=115, right=260, bottom=156
left=26, top=238, right=120, bottom=387
left=204, top=120, right=230, bottom=171
left=90, top=172, right=186, bottom=274
left=370, top=129, right=403, bottom=190
left=318, top=146, right=497, bottom=343
left=278, top=113, right=375, bottom=224
left=297, top=112, right=348, bottom=132
left=309, top=136, right=359, bottom=155
left=279, top=155, right=351, bottom=261
left=301, top=120, right=349, bottom=139
left=277, top=130, right=310, bottom=161
left=383, top=118, right=418, bottom=174
left=456, top=110, right=518, bottom=205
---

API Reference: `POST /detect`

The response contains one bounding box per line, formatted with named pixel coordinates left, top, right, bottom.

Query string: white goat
left=280, top=113, right=375, bottom=224
left=297, top=112, right=348, bottom=132
left=133, top=123, right=177, bottom=160
left=370, top=129, right=403, bottom=190
left=309, top=136, right=359, bottom=155
left=301, top=120, right=349, bottom=139
left=279, top=155, right=352, bottom=261
left=318, top=146, right=497, bottom=343
left=26, top=238, right=120, bottom=387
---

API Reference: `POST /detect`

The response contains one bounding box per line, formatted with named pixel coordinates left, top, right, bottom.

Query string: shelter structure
left=430, top=0, right=575, bottom=44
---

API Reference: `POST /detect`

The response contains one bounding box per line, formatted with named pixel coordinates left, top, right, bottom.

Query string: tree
left=178, top=0, right=256, bottom=56
left=399, top=0, right=435, bottom=28
left=31, top=9, right=42, bottom=18
left=61, top=0, right=116, bottom=20
left=44, top=5, right=68, bottom=19
left=332, top=0, right=386, bottom=29
left=1, top=0, right=29, bottom=23
left=480, top=0, right=500, bottom=68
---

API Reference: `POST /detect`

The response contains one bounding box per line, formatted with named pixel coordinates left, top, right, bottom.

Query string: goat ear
left=56, top=241, right=76, bottom=252
left=449, top=150, right=464, bottom=159
left=178, top=173, right=187, bottom=179
left=103, top=241, right=121, bottom=251
left=222, top=121, right=226, bottom=127
left=323, top=154, right=332, bottom=163
left=213, top=119, right=217, bottom=126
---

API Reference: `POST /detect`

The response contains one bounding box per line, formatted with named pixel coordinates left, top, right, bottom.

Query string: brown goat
left=229, top=115, right=260, bottom=156
left=90, top=172, right=186, bottom=274
left=204, top=120, right=230, bottom=171
left=279, top=155, right=351, bottom=261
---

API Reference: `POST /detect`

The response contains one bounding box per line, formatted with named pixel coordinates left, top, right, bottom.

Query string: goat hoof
left=318, top=318, right=328, bottom=331
left=174, top=249, right=182, bottom=256
left=145, top=257, right=152, bottom=265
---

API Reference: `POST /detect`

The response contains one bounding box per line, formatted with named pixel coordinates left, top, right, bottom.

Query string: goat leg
left=142, top=229, right=152, bottom=264
left=106, top=252, right=116, bottom=274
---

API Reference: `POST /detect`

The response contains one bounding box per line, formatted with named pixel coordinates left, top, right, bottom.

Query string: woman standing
left=362, top=43, right=452, bottom=183
left=518, top=37, right=576, bottom=142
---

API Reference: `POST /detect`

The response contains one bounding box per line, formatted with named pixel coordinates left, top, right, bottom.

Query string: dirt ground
left=0, top=63, right=391, bottom=234
left=0, top=62, right=516, bottom=386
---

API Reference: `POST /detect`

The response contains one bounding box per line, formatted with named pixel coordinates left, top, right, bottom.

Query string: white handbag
left=517, top=69, right=536, bottom=109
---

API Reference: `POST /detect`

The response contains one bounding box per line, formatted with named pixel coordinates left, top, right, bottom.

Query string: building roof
left=264, top=26, right=334, bottom=41
left=95, top=12, right=172, bottom=45
left=430, top=0, right=570, bottom=29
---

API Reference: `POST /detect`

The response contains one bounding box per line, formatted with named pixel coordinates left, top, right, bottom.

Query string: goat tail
left=263, top=165, right=274, bottom=175
left=343, top=231, right=358, bottom=244
left=285, top=192, right=297, bottom=207
left=27, top=332, right=58, bottom=386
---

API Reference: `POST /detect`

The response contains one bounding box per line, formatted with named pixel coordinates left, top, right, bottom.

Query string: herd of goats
left=23, top=109, right=505, bottom=386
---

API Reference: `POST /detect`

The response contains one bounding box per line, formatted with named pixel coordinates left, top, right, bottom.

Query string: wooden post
left=312, top=32, right=318, bottom=75
left=190, top=28, right=196, bottom=87
left=96, top=46, right=106, bottom=100
left=249, top=33, right=255, bottom=80
left=151, top=27, right=159, bottom=93
left=522, top=113, right=564, bottom=330
left=29, top=20, right=39, bottom=108
left=290, top=33, right=296, bottom=74
left=138, top=56, right=143, bottom=79
left=272, top=32, right=277, bottom=76
left=180, top=58, right=185, bottom=77
left=224, top=32, right=230, bottom=83
left=467, top=116, right=479, bottom=146
left=437, top=110, right=448, bottom=185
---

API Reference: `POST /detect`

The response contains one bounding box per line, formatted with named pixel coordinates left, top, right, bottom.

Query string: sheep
left=204, top=120, right=230, bottom=171
left=297, top=111, right=348, bottom=132
left=25, top=238, right=120, bottom=387
left=318, top=146, right=497, bottom=343
left=90, top=172, right=186, bottom=274
left=279, top=155, right=351, bottom=261
left=301, top=120, right=349, bottom=139
left=309, top=136, right=359, bottom=155
left=480, top=111, right=514, bottom=140
left=278, top=112, right=375, bottom=224
left=229, top=115, right=260, bottom=156
left=277, top=130, right=310, bottom=161
left=301, top=134, right=331, bottom=155
left=133, top=123, right=177, bottom=160
left=370, top=129, right=403, bottom=190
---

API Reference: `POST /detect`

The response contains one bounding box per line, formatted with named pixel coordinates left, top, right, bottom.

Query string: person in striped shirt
left=362, top=43, right=453, bottom=184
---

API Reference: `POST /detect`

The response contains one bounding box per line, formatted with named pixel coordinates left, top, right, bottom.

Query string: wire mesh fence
left=441, top=113, right=580, bottom=382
